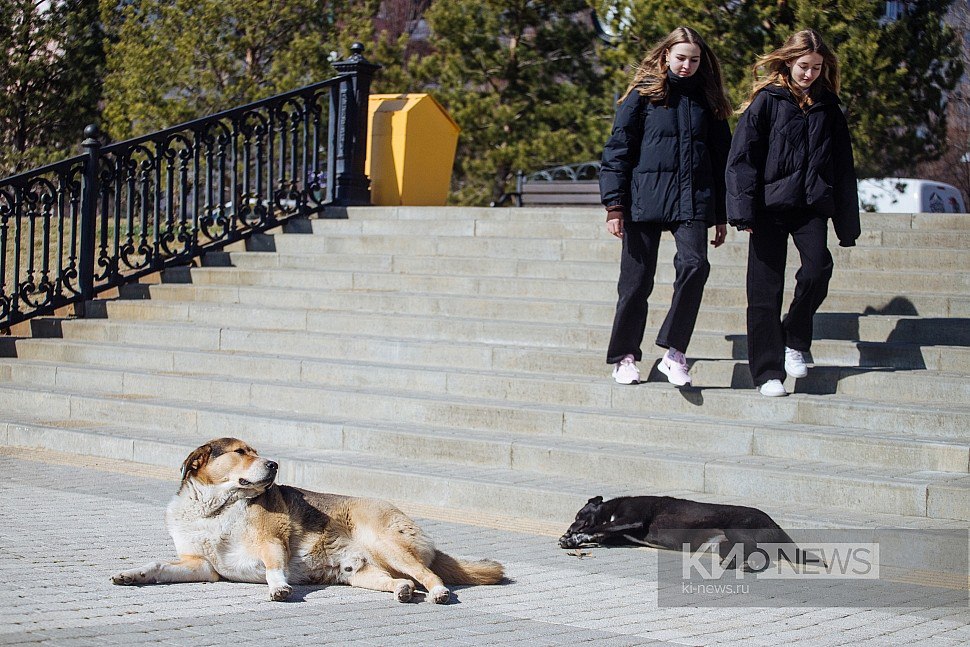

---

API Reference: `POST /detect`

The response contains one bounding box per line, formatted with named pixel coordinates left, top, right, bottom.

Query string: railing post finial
left=83, top=124, right=101, bottom=142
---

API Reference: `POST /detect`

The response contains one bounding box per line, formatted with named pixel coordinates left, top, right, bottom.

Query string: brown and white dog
left=111, top=438, right=504, bottom=602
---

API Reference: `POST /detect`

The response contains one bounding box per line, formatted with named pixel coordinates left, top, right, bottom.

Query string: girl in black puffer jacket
left=726, top=29, right=860, bottom=397
left=600, top=26, right=732, bottom=387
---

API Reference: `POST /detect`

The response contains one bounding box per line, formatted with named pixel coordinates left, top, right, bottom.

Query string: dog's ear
left=587, top=495, right=603, bottom=505
left=180, top=444, right=213, bottom=482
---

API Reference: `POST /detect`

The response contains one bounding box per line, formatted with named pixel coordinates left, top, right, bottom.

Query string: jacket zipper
left=681, top=93, right=694, bottom=223
left=801, top=103, right=812, bottom=209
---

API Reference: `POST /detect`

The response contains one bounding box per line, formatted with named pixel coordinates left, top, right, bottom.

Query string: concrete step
left=303, top=208, right=970, bottom=238
left=245, top=229, right=970, bottom=272
left=321, top=206, right=616, bottom=222
left=678, top=360, right=970, bottom=404
left=14, top=327, right=970, bottom=407
left=41, top=309, right=970, bottom=375
left=1, top=413, right=968, bottom=524
left=208, top=249, right=970, bottom=296
left=5, top=336, right=969, bottom=444
left=135, top=284, right=970, bottom=348
left=42, top=311, right=970, bottom=377
left=163, top=264, right=966, bottom=318
left=876, top=230, right=970, bottom=249
left=322, top=206, right=970, bottom=233
left=245, top=229, right=747, bottom=264
left=299, top=215, right=970, bottom=249
left=135, top=283, right=621, bottom=327
left=812, top=314, right=970, bottom=346
left=5, top=345, right=969, bottom=471
left=23, top=314, right=970, bottom=406
left=118, top=284, right=559, bottom=330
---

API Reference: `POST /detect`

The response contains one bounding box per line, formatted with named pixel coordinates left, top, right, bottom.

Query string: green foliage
left=3, top=0, right=962, bottom=201
left=100, top=0, right=381, bottom=140
left=915, top=1, right=970, bottom=205
left=0, top=0, right=104, bottom=176
left=863, top=1, right=962, bottom=174
left=418, top=0, right=614, bottom=205
left=601, top=0, right=961, bottom=177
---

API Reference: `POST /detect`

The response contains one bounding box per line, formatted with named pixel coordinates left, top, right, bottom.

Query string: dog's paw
left=110, top=564, right=159, bottom=585
left=394, top=581, right=414, bottom=603
left=269, top=584, right=292, bottom=601
left=429, top=585, right=451, bottom=604
left=559, top=533, right=592, bottom=549
left=111, top=572, right=136, bottom=586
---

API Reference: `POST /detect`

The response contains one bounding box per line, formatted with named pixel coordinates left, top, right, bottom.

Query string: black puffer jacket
left=599, top=73, right=732, bottom=227
left=726, top=85, right=860, bottom=246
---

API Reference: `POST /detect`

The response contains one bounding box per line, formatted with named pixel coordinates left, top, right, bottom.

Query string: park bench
left=491, top=162, right=601, bottom=207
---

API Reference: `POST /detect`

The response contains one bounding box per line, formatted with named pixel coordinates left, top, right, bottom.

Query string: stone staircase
left=1, top=206, right=968, bottom=534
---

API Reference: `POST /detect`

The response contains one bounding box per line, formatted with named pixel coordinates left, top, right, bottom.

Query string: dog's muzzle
left=239, top=460, right=278, bottom=487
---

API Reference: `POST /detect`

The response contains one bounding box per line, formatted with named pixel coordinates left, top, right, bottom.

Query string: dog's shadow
left=284, top=582, right=517, bottom=604
left=284, top=585, right=434, bottom=604
left=284, top=585, right=330, bottom=603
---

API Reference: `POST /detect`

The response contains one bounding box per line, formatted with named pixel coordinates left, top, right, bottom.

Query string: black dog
left=559, top=495, right=819, bottom=569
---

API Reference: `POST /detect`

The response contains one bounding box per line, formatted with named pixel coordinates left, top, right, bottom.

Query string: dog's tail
left=430, top=550, right=504, bottom=585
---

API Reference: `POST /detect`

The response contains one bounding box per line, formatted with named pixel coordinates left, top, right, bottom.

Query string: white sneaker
left=759, top=379, right=788, bottom=397
left=658, top=348, right=692, bottom=386
left=612, top=354, right=640, bottom=385
left=784, top=347, right=808, bottom=378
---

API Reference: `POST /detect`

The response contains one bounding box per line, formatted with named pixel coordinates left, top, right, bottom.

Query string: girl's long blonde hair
left=740, top=29, right=840, bottom=111
left=620, top=26, right=732, bottom=120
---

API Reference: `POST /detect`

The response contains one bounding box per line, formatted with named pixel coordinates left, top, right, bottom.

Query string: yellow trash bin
left=365, top=94, right=460, bottom=206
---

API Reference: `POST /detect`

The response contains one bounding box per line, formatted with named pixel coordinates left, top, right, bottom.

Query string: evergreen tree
left=0, top=0, right=104, bottom=176
left=418, top=0, right=613, bottom=205
left=916, top=1, right=970, bottom=205
left=367, top=0, right=433, bottom=94
left=5, top=0, right=960, bottom=196
left=861, top=0, right=962, bottom=175
left=100, top=0, right=381, bottom=140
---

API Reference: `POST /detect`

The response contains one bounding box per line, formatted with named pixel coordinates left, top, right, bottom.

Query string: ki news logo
left=682, top=542, right=880, bottom=580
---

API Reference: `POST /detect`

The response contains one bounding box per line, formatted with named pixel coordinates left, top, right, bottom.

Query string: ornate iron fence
left=0, top=44, right=378, bottom=330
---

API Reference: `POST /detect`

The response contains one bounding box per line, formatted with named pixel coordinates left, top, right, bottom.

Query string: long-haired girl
left=600, top=26, right=732, bottom=387
left=726, top=29, right=860, bottom=397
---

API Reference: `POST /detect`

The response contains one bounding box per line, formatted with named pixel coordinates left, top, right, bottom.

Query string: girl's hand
left=711, top=224, right=726, bottom=247
left=607, top=218, right=624, bottom=238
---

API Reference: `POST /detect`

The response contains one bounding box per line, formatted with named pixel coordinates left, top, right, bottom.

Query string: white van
left=857, top=177, right=966, bottom=213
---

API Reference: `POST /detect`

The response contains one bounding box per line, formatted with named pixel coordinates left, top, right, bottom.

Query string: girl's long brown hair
left=739, top=29, right=841, bottom=111
left=620, top=26, right=732, bottom=120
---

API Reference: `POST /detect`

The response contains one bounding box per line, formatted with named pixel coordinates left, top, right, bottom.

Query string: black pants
left=746, top=213, right=833, bottom=385
left=606, top=220, right=710, bottom=364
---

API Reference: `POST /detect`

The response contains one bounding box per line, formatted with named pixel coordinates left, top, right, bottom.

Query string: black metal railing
left=0, top=43, right=379, bottom=330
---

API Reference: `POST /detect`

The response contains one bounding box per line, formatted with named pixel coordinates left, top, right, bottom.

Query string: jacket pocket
left=632, top=170, right=677, bottom=221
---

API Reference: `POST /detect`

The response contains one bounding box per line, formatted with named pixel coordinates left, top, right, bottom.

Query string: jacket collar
left=763, top=83, right=840, bottom=110
left=666, top=68, right=701, bottom=91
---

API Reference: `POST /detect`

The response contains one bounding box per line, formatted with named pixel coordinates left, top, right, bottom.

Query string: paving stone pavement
left=1, top=446, right=968, bottom=647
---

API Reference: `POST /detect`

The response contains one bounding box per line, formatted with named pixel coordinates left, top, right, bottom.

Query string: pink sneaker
left=612, top=354, right=640, bottom=385
left=658, top=348, right=692, bottom=386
